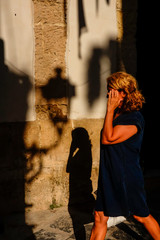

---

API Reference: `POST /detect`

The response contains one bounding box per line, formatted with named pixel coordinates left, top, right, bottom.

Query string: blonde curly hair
left=107, top=72, right=145, bottom=112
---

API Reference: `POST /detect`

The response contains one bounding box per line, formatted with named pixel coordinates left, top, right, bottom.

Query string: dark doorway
left=136, top=0, right=160, bottom=171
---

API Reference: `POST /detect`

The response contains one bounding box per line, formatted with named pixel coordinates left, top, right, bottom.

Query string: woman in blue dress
left=90, top=72, right=160, bottom=240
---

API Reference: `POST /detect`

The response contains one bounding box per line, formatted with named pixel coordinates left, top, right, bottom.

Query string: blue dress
left=95, top=111, right=150, bottom=217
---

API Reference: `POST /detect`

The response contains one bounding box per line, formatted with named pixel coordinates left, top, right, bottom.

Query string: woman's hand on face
left=107, top=89, right=122, bottom=112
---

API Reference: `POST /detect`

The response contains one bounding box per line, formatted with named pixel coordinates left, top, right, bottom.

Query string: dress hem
left=94, top=209, right=150, bottom=218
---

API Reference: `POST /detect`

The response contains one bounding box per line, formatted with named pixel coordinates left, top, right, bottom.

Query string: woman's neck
left=113, top=108, right=122, bottom=120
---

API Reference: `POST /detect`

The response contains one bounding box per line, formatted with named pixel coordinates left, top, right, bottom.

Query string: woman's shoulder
left=127, top=111, right=144, bottom=123
left=114, top=111, right=144, bottom=129
left=122, top=110, right=144, bottom=120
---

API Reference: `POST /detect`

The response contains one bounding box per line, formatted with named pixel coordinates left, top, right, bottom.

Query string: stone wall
left=24, top=0, right=103, bottom=212
left=27, top=0, right=138, bottom=212
left=0, top=0, right=138, bottom=214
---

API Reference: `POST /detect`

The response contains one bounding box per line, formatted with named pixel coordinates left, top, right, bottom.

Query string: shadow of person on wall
left=67, top=128, right=95, bottom=240
left=0, top=38, right=36, bottom=239
left=0, top=39, right=32, bottom=122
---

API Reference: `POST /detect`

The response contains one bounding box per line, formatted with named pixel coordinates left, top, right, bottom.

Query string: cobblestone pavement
left=1, top=175, right=160, bottom=240
left=0, top=205, right=160, bottom=240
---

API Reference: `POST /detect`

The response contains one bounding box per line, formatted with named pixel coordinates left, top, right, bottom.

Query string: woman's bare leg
left=133, top=214, right=160, bottom=240
left=90, top=211, right=109, bottom=240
